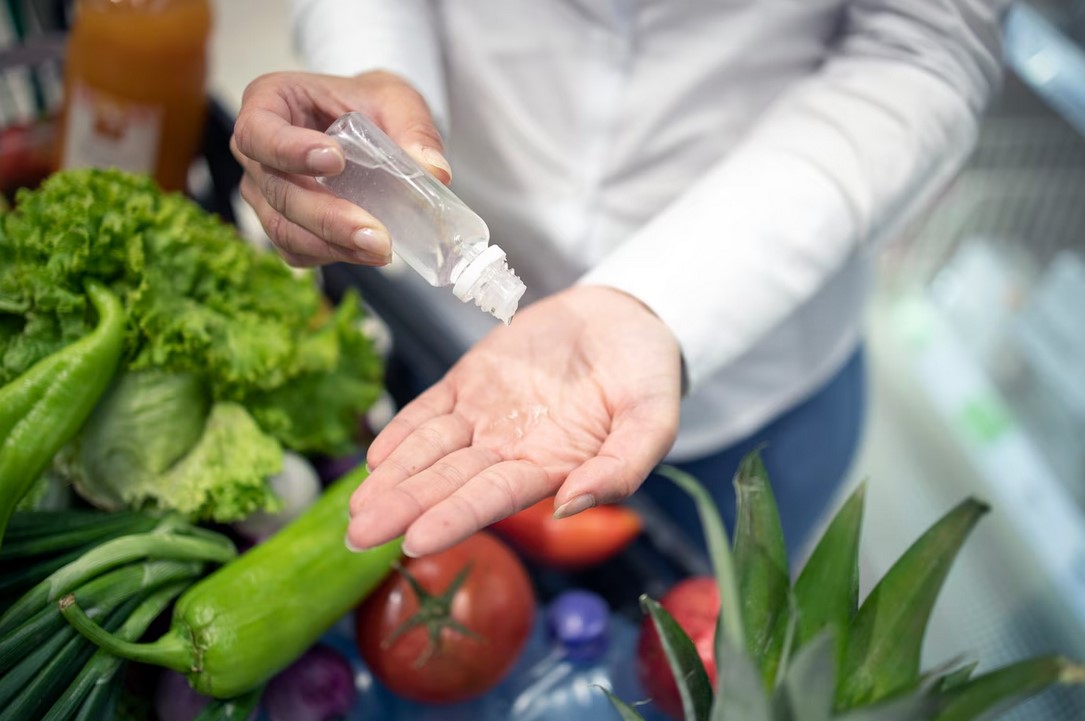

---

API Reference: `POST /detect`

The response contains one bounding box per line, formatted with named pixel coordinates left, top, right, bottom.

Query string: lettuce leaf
left=65, top=395, right=283, bottom=523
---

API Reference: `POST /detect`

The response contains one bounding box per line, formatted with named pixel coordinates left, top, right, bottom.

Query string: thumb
left=375, top=83, right=452, bottom=186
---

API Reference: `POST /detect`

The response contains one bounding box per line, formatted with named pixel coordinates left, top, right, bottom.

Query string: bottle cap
left=547, top=590, right=610, bottom=662
left=452, top=244, right=526, bottom=324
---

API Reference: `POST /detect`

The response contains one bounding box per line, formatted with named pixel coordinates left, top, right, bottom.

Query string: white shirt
left=293, top=0, right=1009, bottom=460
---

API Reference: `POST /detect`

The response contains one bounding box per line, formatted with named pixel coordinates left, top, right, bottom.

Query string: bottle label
left=62, top=83, right=161, bottom=175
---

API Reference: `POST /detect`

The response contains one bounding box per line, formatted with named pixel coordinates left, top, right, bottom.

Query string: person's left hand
left=346, top=285, right=682, bottom=557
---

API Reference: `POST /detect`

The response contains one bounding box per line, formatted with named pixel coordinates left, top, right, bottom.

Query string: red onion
left=263, top=644, right=357, bottom=721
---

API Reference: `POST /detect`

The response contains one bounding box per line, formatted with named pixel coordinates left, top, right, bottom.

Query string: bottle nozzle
left=452, top=245, right=526, bottom=324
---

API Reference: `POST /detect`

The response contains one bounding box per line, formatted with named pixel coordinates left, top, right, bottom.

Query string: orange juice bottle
left=58, top=0, right=212, bottom=192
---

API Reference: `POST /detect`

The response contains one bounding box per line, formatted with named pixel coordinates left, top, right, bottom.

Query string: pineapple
left=607, top=452, right=1085, bottom=721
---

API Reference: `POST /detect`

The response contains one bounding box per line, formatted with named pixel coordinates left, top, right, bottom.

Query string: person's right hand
left=231, top=70, right=451, bottom=267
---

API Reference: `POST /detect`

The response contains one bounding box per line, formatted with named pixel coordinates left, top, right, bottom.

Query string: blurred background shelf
left=859, top=4, right=1085, bottom=718
left=1006, top=1, right=1085, bottom=137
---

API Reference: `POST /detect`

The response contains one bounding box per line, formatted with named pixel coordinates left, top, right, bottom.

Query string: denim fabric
left=639, top=347, right=867, bottom=563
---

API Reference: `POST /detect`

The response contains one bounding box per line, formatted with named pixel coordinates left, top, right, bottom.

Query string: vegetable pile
left=0, top=168, right=383, bottom=522
left=0, top=508, right=237, bottom=721
left=0, top=168, right=400, bottom=718
left=60, top=466, right=402, bottom=697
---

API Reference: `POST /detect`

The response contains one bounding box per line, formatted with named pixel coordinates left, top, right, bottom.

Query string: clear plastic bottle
left=498, top=590, right=650, bottom=721
left=318, top=112, right=526, bottom=324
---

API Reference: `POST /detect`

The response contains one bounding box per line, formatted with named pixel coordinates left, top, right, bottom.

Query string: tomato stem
left=383, top=561, right=485, bottom=669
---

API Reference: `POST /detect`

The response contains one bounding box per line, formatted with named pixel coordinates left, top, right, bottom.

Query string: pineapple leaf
left=936, top=661, right=979, bottom=693
left=602, top=688, right=650, bottom=721
left=933, top=656, right=1085, bottom=721
left=773, top=593, right=800, bottom=689
left=771, top=632, right=836, bottom=721
left=641, top=594, right=714, bottom=721
left=838, top=498, right=988, bottom=707
left=834, top=687, right=942, bottom=721
left=732, top=451, right=790, bottom=685
left=789, top=483, right=866, bottom=670
left=709, top=637, right=772, bottom=721
left=658, top=465, right=745, bottom=651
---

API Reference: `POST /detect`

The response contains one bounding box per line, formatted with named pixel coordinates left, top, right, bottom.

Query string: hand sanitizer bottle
left=318, top=112, right=527, bottom=324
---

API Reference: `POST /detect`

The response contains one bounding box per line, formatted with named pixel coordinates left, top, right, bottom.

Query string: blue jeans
left=638, top=347, right=867, bottom=564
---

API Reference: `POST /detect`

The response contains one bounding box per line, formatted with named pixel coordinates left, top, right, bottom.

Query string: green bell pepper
left=0, top=281, right=125, bottom=547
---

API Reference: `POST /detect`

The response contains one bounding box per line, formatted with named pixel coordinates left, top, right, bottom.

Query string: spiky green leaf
left=732, top=452, right=790, bottom=684
left=641, top=594, right=714, bottom=721
left=790, top=483, right=866, bottom=670
left=934, top=656, right=1085, bottom=721
left=936, top=662, right=979, bottom=693
left=835, top=688, right=941, bottom=721
left=657, top=466, right=745, bottom=651
left=771, top=632, right=836, bottom=721
left=838, top=498, right=988, bottom=707
left=709, top=637, right=772, bottom=721
left=602, top=688, right=650, bottom=721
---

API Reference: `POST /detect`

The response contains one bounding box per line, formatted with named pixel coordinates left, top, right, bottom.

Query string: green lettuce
left=0, top=169, right=383, bottom=519
left=63, top=377, right=283, bottom=523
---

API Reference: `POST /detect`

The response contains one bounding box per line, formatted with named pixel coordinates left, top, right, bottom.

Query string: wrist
left=568, top=284, right=689, bottom=395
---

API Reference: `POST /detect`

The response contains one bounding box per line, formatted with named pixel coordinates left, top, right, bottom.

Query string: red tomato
left=491, top=498, right=643, bottom=570
left=636, top=576, right=721, bottom=720
left=354, top=531, right=535, bottom=704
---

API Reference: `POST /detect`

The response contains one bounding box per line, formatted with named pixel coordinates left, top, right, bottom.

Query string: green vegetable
left=62, top=370, right=283, bottom=522
left=60, top=465, right=403, bottom=698
left=610, top=453, right=1085, bottom=720
left=0, top=510, right=159, bottom=610
left=0, top=168, right=382, bottom=520
left=837, top=499, right=988, bottom=706
left=0, top=280, right=124, bottom=547
left=729, top=452, right=789, bottom=684
left=0, top=507, right=234, bottom=721
left=42, top=580, right=191, bottom=721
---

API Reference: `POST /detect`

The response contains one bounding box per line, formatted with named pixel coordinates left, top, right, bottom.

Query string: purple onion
left=154, top=669, right=211, bottom=721
left=263, top=644, right=357, bottom=721
left=154, top=670, right=259, bottom=721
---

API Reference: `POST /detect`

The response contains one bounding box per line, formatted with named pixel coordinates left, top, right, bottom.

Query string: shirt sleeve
left=580, top=0, right=1011, bottom=393
left=291, top=0, right=448, bottom=132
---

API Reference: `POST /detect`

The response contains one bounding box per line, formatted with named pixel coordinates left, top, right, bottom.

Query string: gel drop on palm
left=319, top=112, right=526, bottom=324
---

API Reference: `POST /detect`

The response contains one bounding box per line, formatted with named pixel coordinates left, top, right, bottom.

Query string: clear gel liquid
left=320, top=150, right=489, bottom=286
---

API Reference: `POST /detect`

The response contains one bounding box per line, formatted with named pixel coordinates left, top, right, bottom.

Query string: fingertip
left=350, top=227, right=393, bottom=264
left=557, top=456, right=638, bottom=509
left=553, top=493, right=596, bottom=520
left=413, top=146, right=452, bottom=185
left=366, top=438, right=391, bottom=469
left=344, top=533, right=366, bottom=553
left=401, top=522, right=458, bottom=559
left=306, top=145, right=345, bottom=176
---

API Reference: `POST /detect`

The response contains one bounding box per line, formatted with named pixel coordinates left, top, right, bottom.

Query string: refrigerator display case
left=871, top=3, right=1085, bottom=718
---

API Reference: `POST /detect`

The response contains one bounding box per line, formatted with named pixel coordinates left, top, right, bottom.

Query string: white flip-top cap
left=452, top=244, right=526, bottom=324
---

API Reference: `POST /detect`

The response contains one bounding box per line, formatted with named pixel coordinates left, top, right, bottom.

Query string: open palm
left=346, top=285, right=682, bottom=557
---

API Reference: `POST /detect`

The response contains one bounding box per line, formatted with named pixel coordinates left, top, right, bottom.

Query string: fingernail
left=402, top=543, right=421, bottom=559
left=307, top=146, right=344, bottom=175
left=345, top=535, right=367, bottom=553
left=352, top=228, right=392, bottom=260
left=553, top=494, right=596, bottom=520
left=418, top=147, right=451, bottom=181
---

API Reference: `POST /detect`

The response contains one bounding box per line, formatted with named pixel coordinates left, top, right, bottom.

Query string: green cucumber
left=61, top=466, right=403, bottom=697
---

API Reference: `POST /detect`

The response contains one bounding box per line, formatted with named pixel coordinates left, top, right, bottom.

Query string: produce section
left=3, top=2, right=1085, bottom=718
left=0, top=168, right=1079, bottom=719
